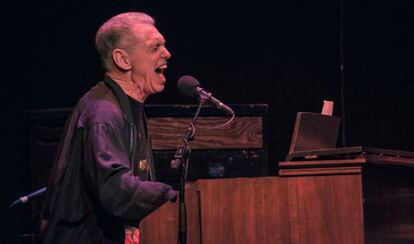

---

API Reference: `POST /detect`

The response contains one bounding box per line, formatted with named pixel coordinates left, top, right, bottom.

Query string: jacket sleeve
left=84, top=122, right=177, bottom=222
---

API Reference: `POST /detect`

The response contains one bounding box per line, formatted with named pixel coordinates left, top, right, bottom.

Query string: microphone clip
left=196, top=87, right=212, bottom=103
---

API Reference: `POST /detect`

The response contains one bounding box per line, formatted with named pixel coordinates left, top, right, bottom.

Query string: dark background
left=1, top=0, right=413, bottom=242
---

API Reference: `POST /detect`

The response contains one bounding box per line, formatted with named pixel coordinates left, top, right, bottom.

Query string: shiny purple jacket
left=38, top=79, right=176, bottom=244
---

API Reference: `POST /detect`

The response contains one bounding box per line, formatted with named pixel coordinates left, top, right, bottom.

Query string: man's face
left=126, top=23, right=171, bottom=97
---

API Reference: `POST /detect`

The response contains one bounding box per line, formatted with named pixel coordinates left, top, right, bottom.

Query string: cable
left=204, top=113, right=235, bottom=129
left=339, top=0, right=347, bottom=147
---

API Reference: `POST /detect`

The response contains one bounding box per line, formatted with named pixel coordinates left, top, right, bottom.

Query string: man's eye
left=151, top=44, right=161, bottom=51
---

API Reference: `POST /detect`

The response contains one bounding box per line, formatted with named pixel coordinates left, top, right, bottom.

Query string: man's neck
left=106, top=72, right=146, bottom=102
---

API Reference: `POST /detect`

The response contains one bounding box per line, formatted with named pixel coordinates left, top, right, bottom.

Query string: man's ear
left=112, top=48, right=131, bottom=71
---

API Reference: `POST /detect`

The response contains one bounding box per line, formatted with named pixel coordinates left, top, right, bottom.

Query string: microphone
left=177, top=75, right=234, bottom=115
left=9, top=187, right=47, bottom=208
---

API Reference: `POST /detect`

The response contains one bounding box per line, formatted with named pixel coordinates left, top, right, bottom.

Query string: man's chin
left=150, top=85, right=165, bottom=95
left=156, top=86, right=165, bottom=93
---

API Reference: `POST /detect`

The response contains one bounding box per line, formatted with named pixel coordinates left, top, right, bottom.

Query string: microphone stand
left=171, top=100, right=205, bottom=244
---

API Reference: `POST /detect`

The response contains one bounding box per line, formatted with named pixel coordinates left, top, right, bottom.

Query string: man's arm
left=85, top=122, right=177, bottom=222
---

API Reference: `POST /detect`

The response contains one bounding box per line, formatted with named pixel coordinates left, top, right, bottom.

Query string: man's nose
left=162, top=46, right=171, bottom=59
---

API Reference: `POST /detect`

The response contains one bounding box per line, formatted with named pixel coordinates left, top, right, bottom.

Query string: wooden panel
left=279, top=158, right=365, bottom=176
left=196, top=176, right=364, bottom=244
left=279, top=166, right=362, bottom=176
left=139, top=182, right=200, bottom=244
left=148, top=116, right=263, bottom=150
left=197, top=177, right=291, bottom=244
left=287, top=174, right=364, bottom=244
left=279, top=157, right=366, bottom=168
left=139, top=198, right=178, bottom=243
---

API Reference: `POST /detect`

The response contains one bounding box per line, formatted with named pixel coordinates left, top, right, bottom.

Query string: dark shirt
left=128, top=96, right=153, bottom=181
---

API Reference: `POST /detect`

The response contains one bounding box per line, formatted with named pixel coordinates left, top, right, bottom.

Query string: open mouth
left=155, top=64, right=167, bottom=76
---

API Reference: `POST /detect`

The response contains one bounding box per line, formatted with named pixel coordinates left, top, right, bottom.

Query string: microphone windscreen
left=177, top=75, right=200, bottom=98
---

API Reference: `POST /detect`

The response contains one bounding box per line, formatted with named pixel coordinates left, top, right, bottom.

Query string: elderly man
left=39, top=12, right=177, bottom=244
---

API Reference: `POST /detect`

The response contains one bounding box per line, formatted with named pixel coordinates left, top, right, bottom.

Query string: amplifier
left=146, top=104, right=268, bottom=183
